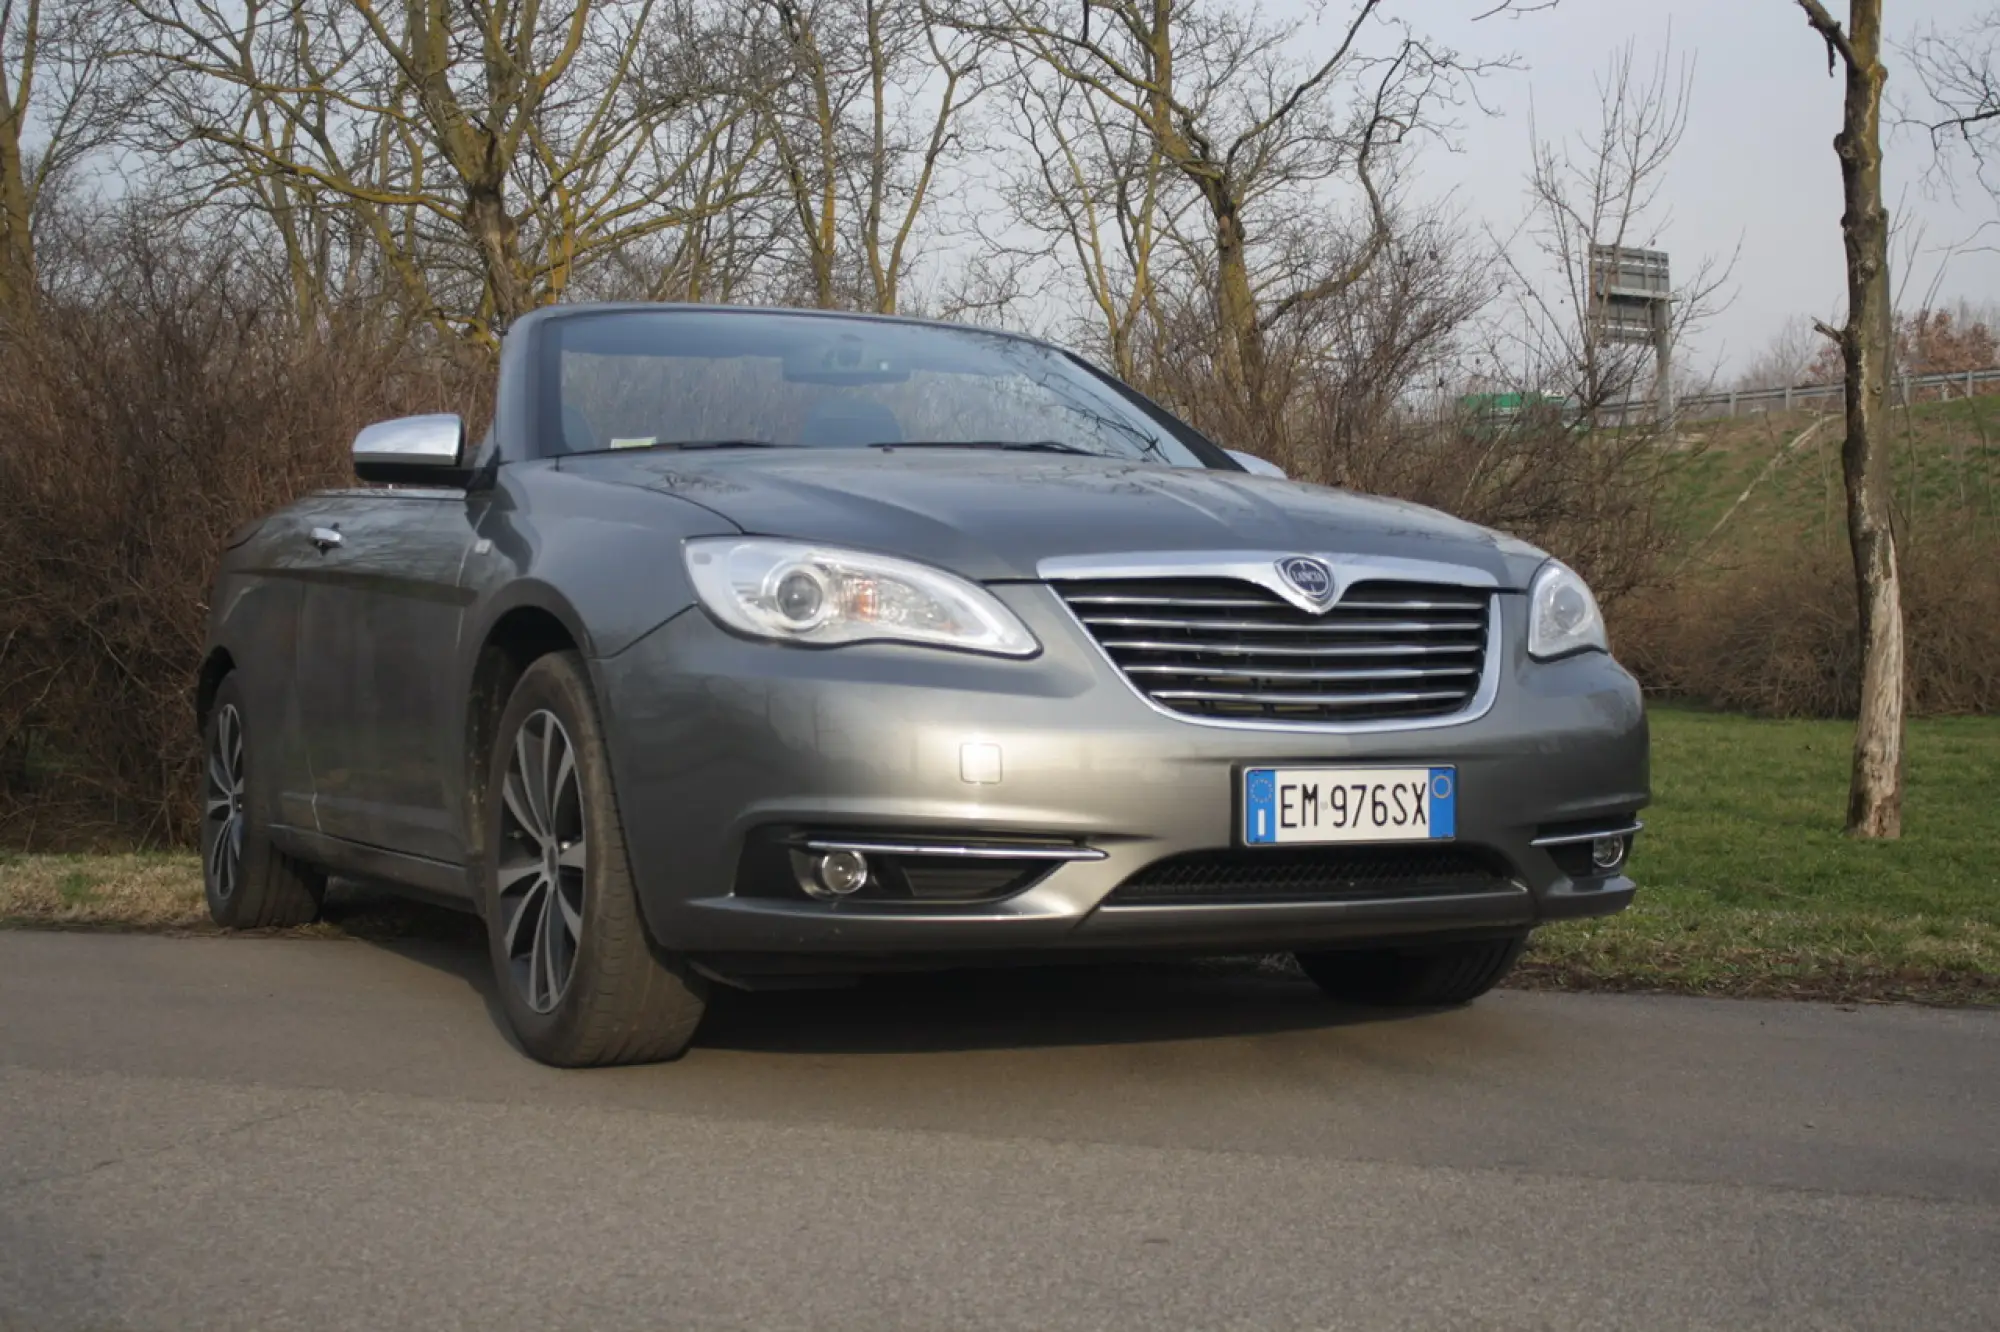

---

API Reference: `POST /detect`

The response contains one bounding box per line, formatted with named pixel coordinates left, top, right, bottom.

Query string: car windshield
left=545, top=310, right=1216, bottom=467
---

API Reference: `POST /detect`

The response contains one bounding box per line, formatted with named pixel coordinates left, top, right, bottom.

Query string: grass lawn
left=1671, top=396, right=2000, bottom=555
left=1516, top=707, right=2000, bottom=1005
left=3, top=708, right=1996, bottom=1004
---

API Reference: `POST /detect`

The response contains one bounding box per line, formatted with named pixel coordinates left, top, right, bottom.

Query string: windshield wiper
left=670, top=439, right=796, bottom=451
left=876, top=439, right=1099, bottom=456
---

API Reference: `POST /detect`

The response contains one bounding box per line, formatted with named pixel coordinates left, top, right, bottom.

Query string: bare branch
left=1793, top=0, right=1855, bottom=76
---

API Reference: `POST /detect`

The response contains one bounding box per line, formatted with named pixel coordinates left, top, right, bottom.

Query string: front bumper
left=593, top=585, right=1648, bottom=962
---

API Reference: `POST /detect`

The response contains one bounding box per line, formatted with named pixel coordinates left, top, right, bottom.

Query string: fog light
left=811, top=850, right=870, bottom=897
left=1590, top=835, right=1629, bottom=872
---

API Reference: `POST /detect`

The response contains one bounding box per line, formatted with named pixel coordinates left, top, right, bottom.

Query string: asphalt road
left=1, top=931, right=1996, bottom=1332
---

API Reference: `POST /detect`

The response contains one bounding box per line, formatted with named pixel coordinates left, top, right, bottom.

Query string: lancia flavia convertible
left=198, top=304, right=1647, bottom=1066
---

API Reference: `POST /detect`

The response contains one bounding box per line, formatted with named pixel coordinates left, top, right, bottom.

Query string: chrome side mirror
left=1224, top=448, right=1286, bottom=479
left=353, top=414, right=468, bottom=486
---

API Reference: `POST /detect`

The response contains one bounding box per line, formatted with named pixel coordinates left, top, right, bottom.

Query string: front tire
left=1294, top=933, right=1528, bottom=1007
left=482, top=651, right=706, bottom=1067
left=200, top=673, right=325, bottom=928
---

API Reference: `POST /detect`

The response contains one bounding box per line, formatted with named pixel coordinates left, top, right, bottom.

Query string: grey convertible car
left=199, top=304, right=1647, bottom=1066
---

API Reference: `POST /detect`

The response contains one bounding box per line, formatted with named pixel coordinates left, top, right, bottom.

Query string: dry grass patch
left=0, top=852, right=209, bottom=929
left=1514, top=900, right=2000, bottom=1007
left=0, top=851, right=475, bottom=940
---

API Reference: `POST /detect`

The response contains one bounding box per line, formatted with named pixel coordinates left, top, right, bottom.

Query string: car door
left=216, top=508, right=322, bottom=832
left=292, top=487, right=478, bottom=863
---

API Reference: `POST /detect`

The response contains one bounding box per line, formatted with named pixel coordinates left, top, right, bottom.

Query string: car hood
left=560, top=449, right=1547, bottom=586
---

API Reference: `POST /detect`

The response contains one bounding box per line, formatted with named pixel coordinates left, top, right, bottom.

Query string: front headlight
left=1527, top=561, right=1608, bottom=660
left=683, top=538, right=1040, bottom=657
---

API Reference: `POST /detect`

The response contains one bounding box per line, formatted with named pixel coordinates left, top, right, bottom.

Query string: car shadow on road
left=692, top=961, right=1437, bottom=1055
left=323, top=880, right=1436, bottom=1057
left=315, top=879, right=530, bottom=1050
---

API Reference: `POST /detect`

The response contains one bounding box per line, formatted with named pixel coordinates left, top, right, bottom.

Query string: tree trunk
left=783, top=0, right=840, bottom=310
left=1211, top=196, right=1267, bottom=414
left=1140, top=0, right=1267, bottom=424
left=0, top=128, right=33, bottom=318
left=269, top=183, right=322, bottom=334
left=809, top=240, right=836, bottom=310
left=1826, top=0, right=1905, bottom=838
left=1108, top=325, right=1134, bottom=384
left=465, top=185, right=527, bottom=339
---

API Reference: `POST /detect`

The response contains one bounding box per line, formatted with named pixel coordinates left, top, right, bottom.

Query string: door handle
left=310, top=526, right=343, bottom=552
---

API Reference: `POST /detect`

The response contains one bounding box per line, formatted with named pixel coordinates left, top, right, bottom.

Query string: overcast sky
left=1337, top=0, right=2000, bottom=379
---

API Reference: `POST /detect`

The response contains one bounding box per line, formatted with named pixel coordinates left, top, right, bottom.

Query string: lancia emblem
left=1276, top=555, right=1337, bottom=607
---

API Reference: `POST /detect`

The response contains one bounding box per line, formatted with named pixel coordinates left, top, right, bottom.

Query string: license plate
left=1242, top=766, right=1456, bottom=845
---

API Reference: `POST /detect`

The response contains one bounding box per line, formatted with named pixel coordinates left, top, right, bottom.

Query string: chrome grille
left=1055, top=577, right=1491, bottom=723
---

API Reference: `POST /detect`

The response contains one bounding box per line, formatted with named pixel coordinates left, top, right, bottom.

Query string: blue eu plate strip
left=1428, top=767, right=1456, bottom=838
left=1245, top=769, right=1279, bottom=844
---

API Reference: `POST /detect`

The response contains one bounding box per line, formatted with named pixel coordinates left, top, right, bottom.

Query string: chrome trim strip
left=1328, top=598, right=1488, bottom=612
left=1067, top=593, right=1486, bottom=613
left=1038, top=550, right=1500, bottom=614
left=1122, top=662, right=1479, bottom=682
left=1049, top=586, right=1506, bottom=735
left=801, top=839, right=1107, bottom=862
left=1529, top=820, right=1645, bottom=848
left=1149, top=687, right=1468, bottom=708
left=1063, top=593, right=1275, bottom=608
left=1098, top=639, right=1482, bottom=658
left=1074, top=614, right=1481, bottom=635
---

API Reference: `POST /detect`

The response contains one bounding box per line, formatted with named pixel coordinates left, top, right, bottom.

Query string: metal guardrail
left=1611, top=366, right=2000, bottom=423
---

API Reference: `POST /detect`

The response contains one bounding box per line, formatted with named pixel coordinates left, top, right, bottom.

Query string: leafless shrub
left=1618, top=516, right=2000, bottom=718
left=0, top=227, right=490, bottom=847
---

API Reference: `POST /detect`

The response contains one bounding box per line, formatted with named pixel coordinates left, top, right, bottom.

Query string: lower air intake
left=1106, top=845, right=1513, bottom=906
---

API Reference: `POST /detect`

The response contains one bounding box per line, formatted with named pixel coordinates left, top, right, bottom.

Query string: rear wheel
left=482, top=651, right=706, bottom=1067
left=200, top=673, right=325, bottom=928
left=1294, top=933, right=1528, bottom=1007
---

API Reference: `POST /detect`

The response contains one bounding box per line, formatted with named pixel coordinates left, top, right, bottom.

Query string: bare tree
left=855, top=1, right=985, bottom=313
left=753, top=0, right=850, bottom=307
left=750, top=0, right=985, bottom=313
left=1796, top=0, right=1904, bottom=839
left=1, top=0, right=124, bottom=316
left=988, top=55, right=1182, bottom=379
left=1, top=0, right=48, bottom=312
left=130, top=0, right=765, bottom=347
left=1735, top=314, right=1831, bottom=390
left=942, top=0, right=1503, bottom=425
left=643, top=111, right=790, bottom=304
left=1488, top=38, right=1730, bottom=420
left=1907, top=7, right=2000, bottom=201
left=1289, top=206, right=1492, bottom=480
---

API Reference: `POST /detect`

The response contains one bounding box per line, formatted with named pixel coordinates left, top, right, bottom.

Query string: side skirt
left=269, top=823, right=479, bottom=914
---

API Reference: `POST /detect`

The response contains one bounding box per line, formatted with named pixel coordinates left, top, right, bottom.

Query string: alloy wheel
left=496, top=709, right=588, bottom=1014
left=203, top=703, right=246, bottom=902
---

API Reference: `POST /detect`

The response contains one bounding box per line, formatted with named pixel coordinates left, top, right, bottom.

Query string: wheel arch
left=194, top=647, right=236, bottom=736
left=463, top=599, right=587, bottom=868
